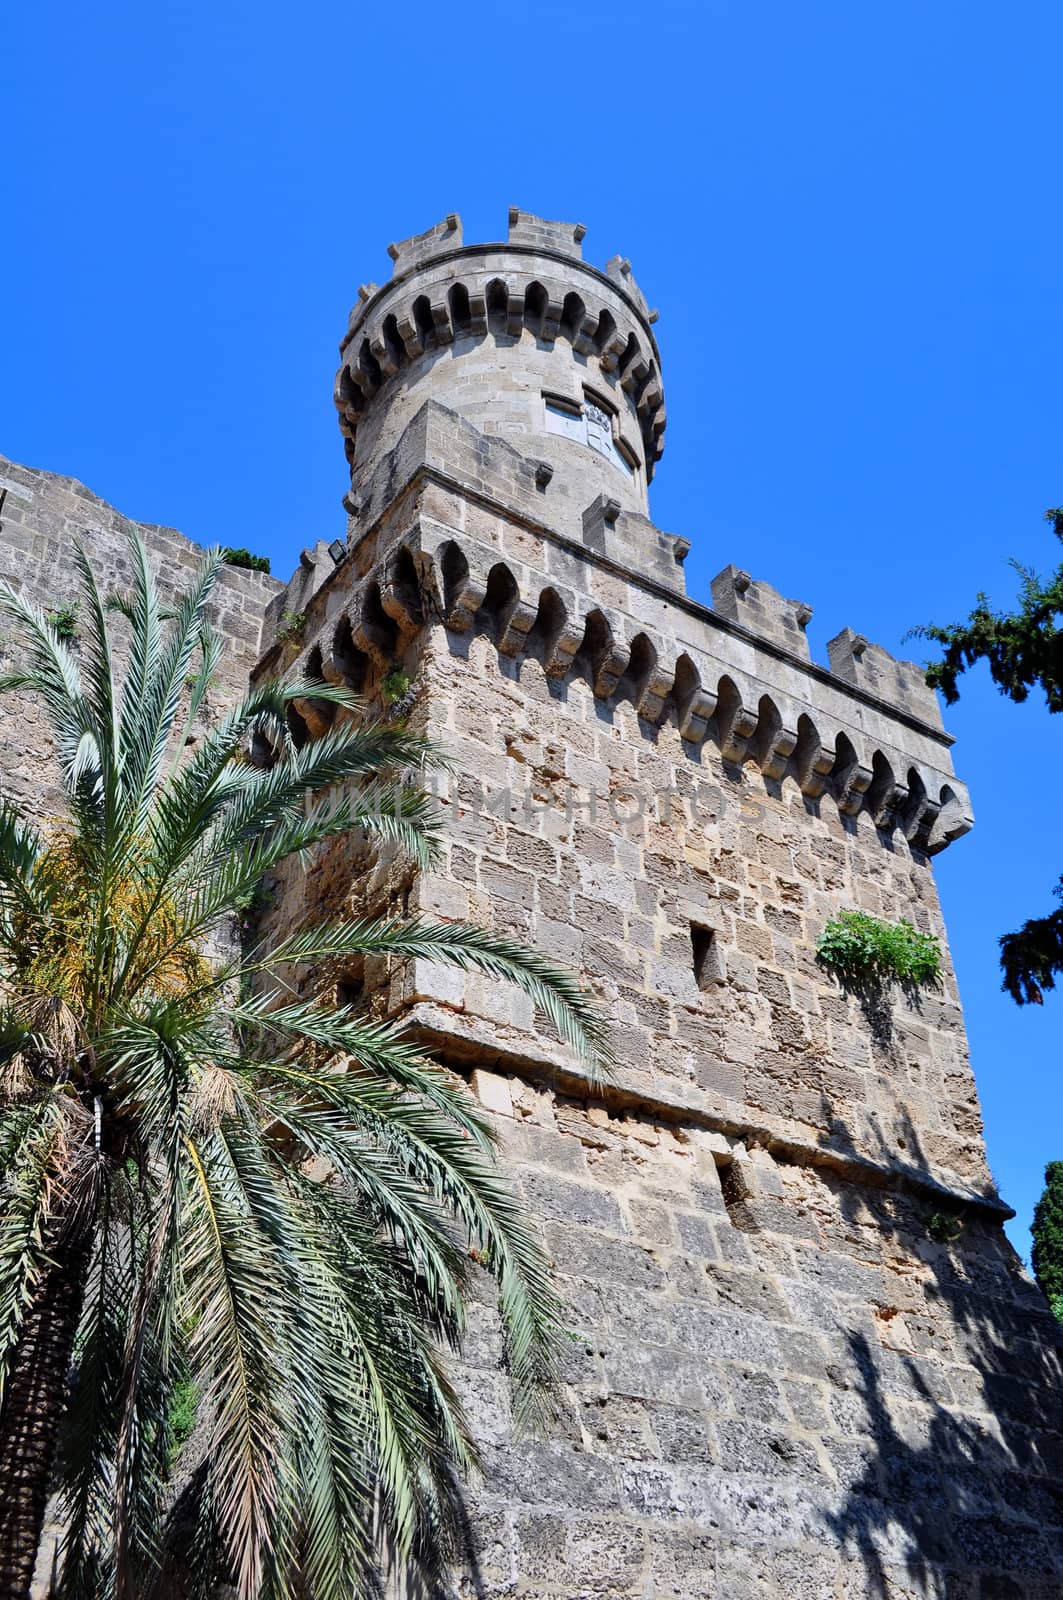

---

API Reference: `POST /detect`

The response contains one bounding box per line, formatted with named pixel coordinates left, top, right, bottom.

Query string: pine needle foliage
left=815, top=910, right=942, bottom=988
left=0, top=532, right=607, bottom=1600
left=910, top=507, right=1063, bottom=1004
left=1032, top=1161, right=1063, bottom=1322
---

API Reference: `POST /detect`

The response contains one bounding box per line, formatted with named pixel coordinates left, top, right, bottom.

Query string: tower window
left=543, top=394, right=635, bottom=477
left=544, top=397, right=585, bottom=442
left=584, top=400, right=631, bottom=474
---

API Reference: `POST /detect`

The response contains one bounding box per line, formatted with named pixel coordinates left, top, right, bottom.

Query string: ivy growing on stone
left=47, top=601, right=79, bottom=641
left=815, top=910, right=942, bottom=989
left=278, top=608, right=307, bottom=644
left=923, top=1209, right=966, bottom=1243
left=381, top=664, right=412, bottom=706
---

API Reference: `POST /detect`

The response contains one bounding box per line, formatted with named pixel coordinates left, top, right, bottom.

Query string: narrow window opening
left=691, top=925, right=726, bottom=990
left=715, top=1156, right=758, bottom=1231
left=335, top=973, right=364, bottom=1010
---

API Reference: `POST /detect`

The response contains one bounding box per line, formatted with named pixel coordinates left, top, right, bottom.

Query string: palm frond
left=53, top=1173, right=130, bottom=1600
left=120, top=542, right=225, bottom=839
left=228, top=1000, right=494, bottom=1144
left=192, top=723, right=434, bottom=864
left=254, top=915, right=611, bottom=1069
left=70, top=543, right=121, bottom=841
left=182, top=1130, right=284, bottom=1600
left=0, top=800, right=46, bottom=933
left=0, top=584, right=105, bottom=837
left=263, top=1153, right=472, bottom=1581
left=0, top=1096, right=69, bottom=1397
left=226, top=1043, right=564, bottom=1427
left=151, top=676, right=364, bottom=862
left=111, top=1031, right=190, bottom=1600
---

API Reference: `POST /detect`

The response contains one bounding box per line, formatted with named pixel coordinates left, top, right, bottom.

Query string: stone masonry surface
left=0, top=454, right=281, bottom=816
left=5, top=208, right=1062, bottom=1598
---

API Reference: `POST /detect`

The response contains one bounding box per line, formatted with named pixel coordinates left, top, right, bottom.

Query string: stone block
left=397, top=957, right=467, bottom=1010
left=470, top=1068, right=514, bottom=1119
left=518, top=1169, right=626, bottom=1231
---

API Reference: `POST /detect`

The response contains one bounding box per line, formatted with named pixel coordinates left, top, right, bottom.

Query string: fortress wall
left=337, top=620, right=1059, bottom=1599
left=404, top=626, right=988, bottom=1195
left=0, top=454, right=281, bottom=813
left=261, top=402, right=985, bottom=1197
left=252, top=367, right=1063, bottom=1592
left=258, top=605, right=1062, bottom=1596
left=442, top=1085, right=1062, bottom=1599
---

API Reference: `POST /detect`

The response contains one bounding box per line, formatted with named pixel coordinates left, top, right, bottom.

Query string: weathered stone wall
left=404, top=625, right=987, bottom=1194
left=396, top=629, right=1063, bottom=1598
left=0, top=453, right=281, bottom=813
left=447, top=1086, right=1063, bottom=1599
left=258, top=556, right=1063, bottom=1595
left=267, top=393, right=982, bottom=1197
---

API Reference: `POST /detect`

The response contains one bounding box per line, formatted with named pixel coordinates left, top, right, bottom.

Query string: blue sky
left=3, top=0, right=1061, bottom=1254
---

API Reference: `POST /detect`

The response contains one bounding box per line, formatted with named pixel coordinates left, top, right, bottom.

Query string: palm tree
left=0, top=533, right=605, bottom=1600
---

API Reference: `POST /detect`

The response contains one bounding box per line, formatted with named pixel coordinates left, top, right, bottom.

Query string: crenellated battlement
left=264, top=400, right=972, bottom=858
left=710, top=566, right=815, bottom=663
left=385, top=211, right=462, bottom=275
left=506, top=205, right=586, bottom=260
left=334, top=210, right=666, bottom=531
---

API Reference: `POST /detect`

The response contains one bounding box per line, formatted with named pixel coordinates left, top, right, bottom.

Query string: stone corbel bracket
left=284, top=524, right=973, bottom=857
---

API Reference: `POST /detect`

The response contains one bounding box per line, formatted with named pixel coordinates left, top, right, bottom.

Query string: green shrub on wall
left=278, top=608, right=307, bottom=644
left=220, top=545, right=271, bottom=573
left=47, top=601, right=79, bottom=640
left=816, top=910, right=942, bottom=988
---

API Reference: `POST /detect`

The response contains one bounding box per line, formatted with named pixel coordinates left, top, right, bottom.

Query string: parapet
left=507, top=206, right=586, bottom=259
left=274, top=400, right=973, bottom=857
left=386, top=213, right=462, bottom=277
left=605, top=254, right=658, bottom=325
left=711, top=565, right=813, bottom=661
left=827, top=627, right=943, bottom=731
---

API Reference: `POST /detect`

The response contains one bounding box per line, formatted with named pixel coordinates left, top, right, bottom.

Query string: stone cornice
left=404, top=1002, right=1014, bottom=1224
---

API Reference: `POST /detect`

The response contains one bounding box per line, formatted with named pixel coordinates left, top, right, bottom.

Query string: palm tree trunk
left=0, top=1240, right=88, bottom=1600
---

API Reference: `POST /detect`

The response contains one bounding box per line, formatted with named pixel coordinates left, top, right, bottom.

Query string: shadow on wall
left=822, top=1104, right=1063, bottom=1598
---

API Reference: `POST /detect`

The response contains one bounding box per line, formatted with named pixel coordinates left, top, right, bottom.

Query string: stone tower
left=3, top=204, right=1062, bottom=1597
left=253, top=208, right=1063, bottom=1598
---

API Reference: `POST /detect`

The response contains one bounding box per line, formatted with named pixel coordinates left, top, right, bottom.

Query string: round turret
left=333, top=208, right=665, bottom=525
